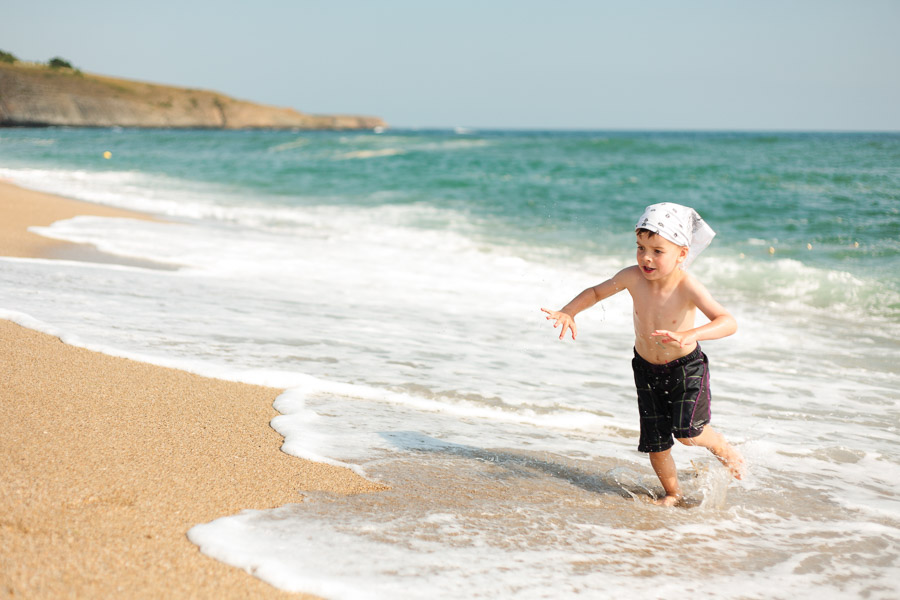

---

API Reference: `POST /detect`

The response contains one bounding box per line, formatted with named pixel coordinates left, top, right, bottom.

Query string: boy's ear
left=676, top=245, right=689, bottom=263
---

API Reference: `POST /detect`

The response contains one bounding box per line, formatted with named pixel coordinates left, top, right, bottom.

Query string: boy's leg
left=676, top=426, right=744, bottom=479
left=648, top=449, right=683, bottom=506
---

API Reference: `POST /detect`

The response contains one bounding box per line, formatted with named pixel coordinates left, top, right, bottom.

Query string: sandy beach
left=0, top=181, right=386, bottom=598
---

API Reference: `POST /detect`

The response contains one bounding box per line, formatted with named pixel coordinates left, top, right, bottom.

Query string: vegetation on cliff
left=47, top=57, right=76, bottom=70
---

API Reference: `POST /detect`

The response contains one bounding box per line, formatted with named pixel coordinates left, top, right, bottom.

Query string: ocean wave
left=267, top=138, right=309, bottom=153
left=700, top=255, right=900, bottom=323
left=334, top=148, right=406, bottom=160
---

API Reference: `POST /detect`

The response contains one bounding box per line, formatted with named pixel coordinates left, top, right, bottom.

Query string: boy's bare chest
left=630, top=284, right=695, bottom=331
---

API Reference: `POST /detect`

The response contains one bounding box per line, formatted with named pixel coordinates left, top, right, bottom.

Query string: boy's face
left=635, top=231, right=689, bottom=279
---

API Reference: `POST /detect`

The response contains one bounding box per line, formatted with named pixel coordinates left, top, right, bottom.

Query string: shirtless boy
left=542, top=202, right=744, bottom=507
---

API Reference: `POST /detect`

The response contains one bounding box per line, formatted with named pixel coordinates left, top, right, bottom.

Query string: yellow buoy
left=807, top=243, right=813, bottom=250
left=103, top=151, right=112, bottom=159
left=768, top=246, right=775, bottom=255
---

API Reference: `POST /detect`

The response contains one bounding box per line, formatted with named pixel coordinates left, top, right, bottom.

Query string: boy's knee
left=676, top=424, right=710, bottom=447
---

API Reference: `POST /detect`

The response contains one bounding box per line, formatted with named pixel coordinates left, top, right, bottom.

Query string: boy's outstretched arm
left=541, top=267, right=634, bottom=340
left=652, top=276, right=737, bottom=347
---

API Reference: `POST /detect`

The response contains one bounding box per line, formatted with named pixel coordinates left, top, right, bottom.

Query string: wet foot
left=715, top=444, right=745, bottom=480
left=653, top=493, right=683, bottom=507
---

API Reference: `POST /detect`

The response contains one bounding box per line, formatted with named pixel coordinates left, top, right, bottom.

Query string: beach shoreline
left=0, top=180, right=385, bottom=598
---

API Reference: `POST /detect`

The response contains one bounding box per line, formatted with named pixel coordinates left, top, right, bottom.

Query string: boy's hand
left=541, top=308, right=577, bottom=340
left=651, top=329, right=695, bottom=348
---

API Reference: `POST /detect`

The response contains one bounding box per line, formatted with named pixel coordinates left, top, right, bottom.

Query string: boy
left=542, top=202, right=743, bottom=507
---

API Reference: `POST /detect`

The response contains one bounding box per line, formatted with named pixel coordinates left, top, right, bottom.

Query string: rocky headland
left=0, top=62, right=385, bottom=130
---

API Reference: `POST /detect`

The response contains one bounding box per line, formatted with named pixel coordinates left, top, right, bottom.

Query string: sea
left=1, top=128, right=898, bottom=599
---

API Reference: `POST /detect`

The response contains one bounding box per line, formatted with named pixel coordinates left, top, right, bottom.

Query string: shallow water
left=1, top=128, right=898, bottom=598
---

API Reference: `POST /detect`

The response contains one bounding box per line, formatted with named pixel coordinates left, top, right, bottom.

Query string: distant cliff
left=0, top=63, right=386, bottom=130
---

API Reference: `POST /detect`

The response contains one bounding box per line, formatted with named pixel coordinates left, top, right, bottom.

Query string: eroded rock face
left=0, top=63, right=386, bottom=130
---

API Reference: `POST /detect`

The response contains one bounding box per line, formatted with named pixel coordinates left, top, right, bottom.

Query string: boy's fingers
left=543, top=308, right=576, bottom=340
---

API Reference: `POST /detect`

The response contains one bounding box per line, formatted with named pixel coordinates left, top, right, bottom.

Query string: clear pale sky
left=3, top=0, right=899, bottom=130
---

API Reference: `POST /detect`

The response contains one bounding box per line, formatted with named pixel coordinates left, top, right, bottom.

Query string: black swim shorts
left=632, top=345, right=712, bottom=453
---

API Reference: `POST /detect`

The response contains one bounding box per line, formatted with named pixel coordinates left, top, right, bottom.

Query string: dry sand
left=0, top=181, right=386, bottom=598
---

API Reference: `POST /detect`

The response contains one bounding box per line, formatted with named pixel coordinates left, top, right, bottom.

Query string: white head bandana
left=635, top=202, right=716, bottom=268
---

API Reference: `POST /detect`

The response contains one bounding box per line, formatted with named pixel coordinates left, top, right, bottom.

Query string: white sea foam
left=0, top=166, right=244, bottom=219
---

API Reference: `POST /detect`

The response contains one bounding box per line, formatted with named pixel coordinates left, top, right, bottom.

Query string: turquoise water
left=4, top=128, right=899, bottom=315
left=1, top=128, right=899, bottom=599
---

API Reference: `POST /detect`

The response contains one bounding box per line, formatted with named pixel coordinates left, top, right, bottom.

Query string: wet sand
left=0, top=180, right=386, bottom=598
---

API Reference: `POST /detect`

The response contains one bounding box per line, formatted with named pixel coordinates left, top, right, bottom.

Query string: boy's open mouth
left=642, top=266, right=655, bottom=273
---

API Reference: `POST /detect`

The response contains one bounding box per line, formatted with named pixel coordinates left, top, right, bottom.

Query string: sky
left=3, top=0, right=899, bottom=131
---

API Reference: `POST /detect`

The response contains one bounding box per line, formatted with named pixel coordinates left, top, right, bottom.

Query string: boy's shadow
left=379, top=431, right=639, bottom=500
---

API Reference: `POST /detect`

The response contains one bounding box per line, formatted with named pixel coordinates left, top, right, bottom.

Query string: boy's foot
left=715, top=444, right=745, bottom=480
left=653, top=493, right=683, bottom=507
left=679, top=427, right=746, bottom=481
